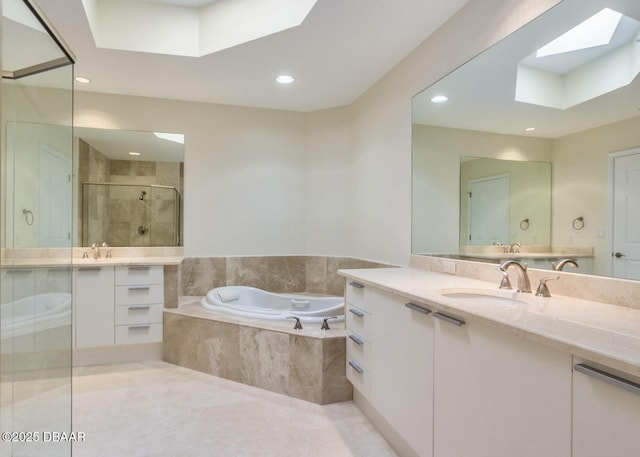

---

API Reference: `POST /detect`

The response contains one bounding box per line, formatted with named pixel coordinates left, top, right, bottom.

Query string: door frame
left=607, top=147, right=640, bottom=277
left=467, top=173, right=510, bottom=246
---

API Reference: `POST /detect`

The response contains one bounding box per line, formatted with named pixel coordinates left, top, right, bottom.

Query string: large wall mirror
left=412, top=0, right=640, bottom=280
left=6, top=123, right=184, bottom=248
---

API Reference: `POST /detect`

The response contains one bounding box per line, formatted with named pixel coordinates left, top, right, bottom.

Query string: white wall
left=552, top=116, right=640, bottom=275
left=75, top=92, right=351, bottom=257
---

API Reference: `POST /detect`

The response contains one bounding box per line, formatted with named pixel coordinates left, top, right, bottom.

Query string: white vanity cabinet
left=370, top=288, right=434, bottom=457
left=74, top=266, right=115, bottom=348
left=74, top=265, right=164, bottom=349
left=572, top=361, right=640, bottom=457
left=345, top=280, right=373, bottom=399
left=114, top=266, right=164, bottom=345
left=432, top=311, right=572, bottom=457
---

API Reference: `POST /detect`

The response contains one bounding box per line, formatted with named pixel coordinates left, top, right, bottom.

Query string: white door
left=39, top=144, right=72, bottom=247
left=612, top=152, right=640, bottom=280
left=468, top=174, right=509, bottom=245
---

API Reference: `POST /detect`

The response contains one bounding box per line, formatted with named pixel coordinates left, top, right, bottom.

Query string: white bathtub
left=201, top=286, right=344, bottom=323
left=1, top=292, right=72, bottom=340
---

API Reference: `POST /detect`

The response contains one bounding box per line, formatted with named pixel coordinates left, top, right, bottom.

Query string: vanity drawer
left=345, top=280, right=370, bottom=311
left=346, top=305, right=372, bottom=342
left=115, top=303, right=164, bottom=325
left=346, top=333, right=372, bottom=371
left=346, top=357, right=371, bottom=399
left=115, top=284, right=164, bottom=306
left=115, top=265, right=163, bottom=286
left=115, top=323, right=163, bottom=345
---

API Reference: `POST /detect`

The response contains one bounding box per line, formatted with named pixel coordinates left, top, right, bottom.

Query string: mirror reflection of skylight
left=536, top=8, right=622, bottom=57
left=154, top=132, right=185, bottom=144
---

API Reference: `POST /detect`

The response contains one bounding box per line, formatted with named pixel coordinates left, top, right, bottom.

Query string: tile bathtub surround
left=72, top=361, right=397, bottom=457
left=181, top=255, right=393, bottom=297
left=163, top=306, right=353, bottom=405
left=410, top=254, right=640, bottom=311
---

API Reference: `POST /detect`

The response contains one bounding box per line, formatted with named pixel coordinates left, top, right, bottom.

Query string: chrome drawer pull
left=128, top=286, right=151, bottom=291
left=405, top=302, right=431, bottom=315
left=128, top=266, right=151, bottom=271
left=348, top=307, right=364, bottom=317
left=574, top=364, right=640, bottom=396
left=4, top=269, right=33, bottom=274
left=349, top=334, right=364, bottom=345
left=348, top=360, right=364, bottom=374
left=128, top=325, right=151, bottom=330
left=78, top=267, right=101, bottom=271
left=128, top=305, right=151, bottom=310
left=349, top=281, right=364, bottom=289
left=433, top=311, right=465, bottom=327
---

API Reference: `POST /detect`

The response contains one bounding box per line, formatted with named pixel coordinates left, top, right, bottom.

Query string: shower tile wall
left=78, top=141, right=183, bottom=246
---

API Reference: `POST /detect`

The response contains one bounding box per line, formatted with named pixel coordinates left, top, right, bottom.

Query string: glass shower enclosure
left=82, top=183, right=181, bottom=247
left=1, top=1, right=74, bottom=456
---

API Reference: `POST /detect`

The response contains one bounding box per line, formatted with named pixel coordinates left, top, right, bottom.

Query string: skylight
left=536, top=8, right=622, bottom=58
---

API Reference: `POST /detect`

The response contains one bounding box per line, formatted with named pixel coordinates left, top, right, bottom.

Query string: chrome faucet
left=509, top=242, right=521, bottom=254
left=499, top=260, right=531, bottom=293
left=91, top=242, right=101, bottom=259
left=552, top=259, right=578, bottom=271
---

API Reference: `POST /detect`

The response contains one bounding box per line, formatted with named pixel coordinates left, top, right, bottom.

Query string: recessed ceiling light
left=430, top=95, right=449, bottom=104
left=524, top=127, right=536, bottom=132
left=74, top=76, right=91, bottom=84
left=128, top=152, right=140, bottom=156
left=275, top=75, right=295, bottom=84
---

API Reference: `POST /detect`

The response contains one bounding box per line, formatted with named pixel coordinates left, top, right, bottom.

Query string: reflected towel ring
left=22, top=209, right=34, bottom=226
left=572, top=216, right=584, bottom=230
left=519, top=218, right=530, bottom=231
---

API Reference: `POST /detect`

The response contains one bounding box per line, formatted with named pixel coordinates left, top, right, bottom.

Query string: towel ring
left=22, top=209, right=34, bottom=226
left=572, top=216, right=584, bottom=230
left=519, top=218, right=530, bottom=231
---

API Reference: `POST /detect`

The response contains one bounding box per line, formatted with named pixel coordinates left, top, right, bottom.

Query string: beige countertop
left=338, top=267, right=640, bottom=378
left=1, top=256, right=183, bottom=267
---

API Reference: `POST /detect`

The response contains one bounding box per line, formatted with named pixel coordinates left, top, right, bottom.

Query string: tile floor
left=72, top=361, right=398, bottom=457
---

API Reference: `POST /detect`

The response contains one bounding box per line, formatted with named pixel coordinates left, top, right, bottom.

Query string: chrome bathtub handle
left=321, top=316, right=338, bottom=330
left=287, top=316, right=303, bottom=330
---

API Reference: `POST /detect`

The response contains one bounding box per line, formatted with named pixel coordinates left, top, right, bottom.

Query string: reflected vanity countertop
left=449, top=252, right=595, bottom=261
left=338, top=267, right=640, bottom=378
left=73, top=256, right=183, bottom=267
left=1, top=256, right=183, bottom=267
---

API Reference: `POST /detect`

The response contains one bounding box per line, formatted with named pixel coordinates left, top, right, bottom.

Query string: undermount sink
left=439, top=288, right=527, bottom=306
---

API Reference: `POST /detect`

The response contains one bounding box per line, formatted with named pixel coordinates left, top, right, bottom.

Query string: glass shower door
left=1, top=1, right=74, bottom=456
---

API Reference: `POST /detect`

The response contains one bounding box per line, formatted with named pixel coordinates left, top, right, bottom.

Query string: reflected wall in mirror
left=459, top=157, right=551, bottom=247
left=411, top=0, right=640, bottom=280
left=75, top=127, right=184, bottom=247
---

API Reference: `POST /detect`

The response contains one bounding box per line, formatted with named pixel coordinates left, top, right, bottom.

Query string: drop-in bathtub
left=201, top=286, right=344, bottom=323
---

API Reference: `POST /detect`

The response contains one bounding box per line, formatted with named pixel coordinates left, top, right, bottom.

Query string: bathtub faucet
left=321, top=316, right=338, bottom=330
left=287, top=316, right=303, bottom=330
